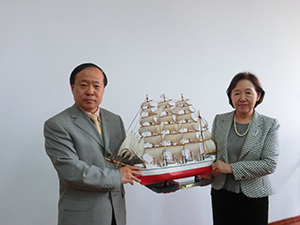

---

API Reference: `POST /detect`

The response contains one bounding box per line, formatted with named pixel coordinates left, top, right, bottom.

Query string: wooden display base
left=145, top=176, right=212, bottom=193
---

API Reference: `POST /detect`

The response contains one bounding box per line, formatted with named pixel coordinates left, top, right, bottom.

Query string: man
left=44, top=63, right=142, bottom=225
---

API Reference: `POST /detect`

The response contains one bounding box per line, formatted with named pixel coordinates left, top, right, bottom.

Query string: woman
left=210, top=72, right=280, bottom=225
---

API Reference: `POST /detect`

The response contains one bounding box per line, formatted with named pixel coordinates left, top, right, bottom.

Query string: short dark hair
left=69, top=63, right=108, bottom=87
left=226, top=72, right=265, bottom=108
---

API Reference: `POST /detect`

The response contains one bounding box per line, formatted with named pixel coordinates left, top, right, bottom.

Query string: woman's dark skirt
left=211, top=188, right=269, bottom=225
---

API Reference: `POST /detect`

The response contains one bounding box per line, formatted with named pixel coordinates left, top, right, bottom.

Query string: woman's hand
left=212, top=160, right=233, bottom=176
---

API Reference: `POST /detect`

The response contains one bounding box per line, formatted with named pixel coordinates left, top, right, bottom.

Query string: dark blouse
left=223, top=122, right=249, bottom=193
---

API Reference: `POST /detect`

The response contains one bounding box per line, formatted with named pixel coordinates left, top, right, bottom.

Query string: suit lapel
left=100, top=108, right=113, bottom=157
left=220, top=112, right=234, bottom=163
left=70, top=104, right=105, bottom=148
left=239, top=111, right=263, bottom=159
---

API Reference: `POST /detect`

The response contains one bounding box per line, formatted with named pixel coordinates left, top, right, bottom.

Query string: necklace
left=233, top=116, right=252, bottom=137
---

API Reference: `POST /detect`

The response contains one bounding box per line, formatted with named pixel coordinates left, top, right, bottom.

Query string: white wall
left=1, top=1, right=299, bottom=224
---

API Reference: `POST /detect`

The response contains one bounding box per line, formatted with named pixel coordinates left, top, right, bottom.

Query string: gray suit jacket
left=44, top=104, right=126, bottom=225
left=211, top=110, right=280, bottom=198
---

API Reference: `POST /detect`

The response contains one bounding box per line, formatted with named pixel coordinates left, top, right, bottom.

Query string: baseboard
left=269, top=215, right=300, bottom=225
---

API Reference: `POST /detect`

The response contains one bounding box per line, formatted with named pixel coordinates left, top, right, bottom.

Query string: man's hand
left=119, top=166, right=143, bottom=185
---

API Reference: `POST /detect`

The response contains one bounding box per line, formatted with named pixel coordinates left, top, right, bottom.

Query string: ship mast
left=198, top=110, right=207, bottom=156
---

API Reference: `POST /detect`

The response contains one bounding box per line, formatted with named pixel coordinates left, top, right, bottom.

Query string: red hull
left=140, top=165, right=212, bottom=185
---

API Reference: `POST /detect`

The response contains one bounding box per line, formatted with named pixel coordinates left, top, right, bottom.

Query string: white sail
left=179, top=121, right=200, bottom=131
left=144, top=134, right=165, bottom=146
left=171, top=106, right=181, bottom=114
left=118, top=132, right=145, bottom=160
left=175, top=99, right=190, bottom=107
left=140, top=107, right=154, bottom=116
left=139, top=123, right=164, bottom=135
left=163, top=133, right=182, bottom=145
left=179, top=122, right=195, bottom=131
left=161, top=107, right=173, bottom=115
left=165, top=145, right=184, bottom=162
left=181, top=131, right=200, bottom=142
left=132, top=137, right=145, bottom=157
left=153, top=106, right=164, bottom=115
left=163, top=123, right=182, bottom=133
left=204, top=140, right=216, bottom=154
left=184, top=142, right=202, bottom=161
left=140, top=115, right=157, bottom=125
left=180, top=105, right=192, bottom=113
left=144, top=147, right=165, bottom=165
left=201, top=118, right=209, bottom=129
left=192, top=120, right=201, bottom=131
left=157, top=99, right=173, bottom=108
left=203, top=129, right=212, bottom=139
left=140, top=100, right=154, bottom=109
left=198, top=129, right=212, bottom=141
left=118, top=132, right=135, bottom=155
left=176, top=112, right=196, bottom=122
left=157, top=114, right=176, bottom=124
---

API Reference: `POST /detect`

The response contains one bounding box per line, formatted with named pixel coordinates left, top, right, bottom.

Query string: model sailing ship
left=108, top=94, right=216, bottom=188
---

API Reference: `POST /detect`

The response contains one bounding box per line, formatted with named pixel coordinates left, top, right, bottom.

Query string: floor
left=269, top=216, right=300, bottom=225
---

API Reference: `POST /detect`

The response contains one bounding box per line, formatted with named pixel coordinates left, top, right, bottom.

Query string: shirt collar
left=77, top=105, right=101, bottom=122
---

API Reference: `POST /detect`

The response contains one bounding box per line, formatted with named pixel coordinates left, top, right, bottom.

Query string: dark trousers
left=211, top=188, right=268, bottom=225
